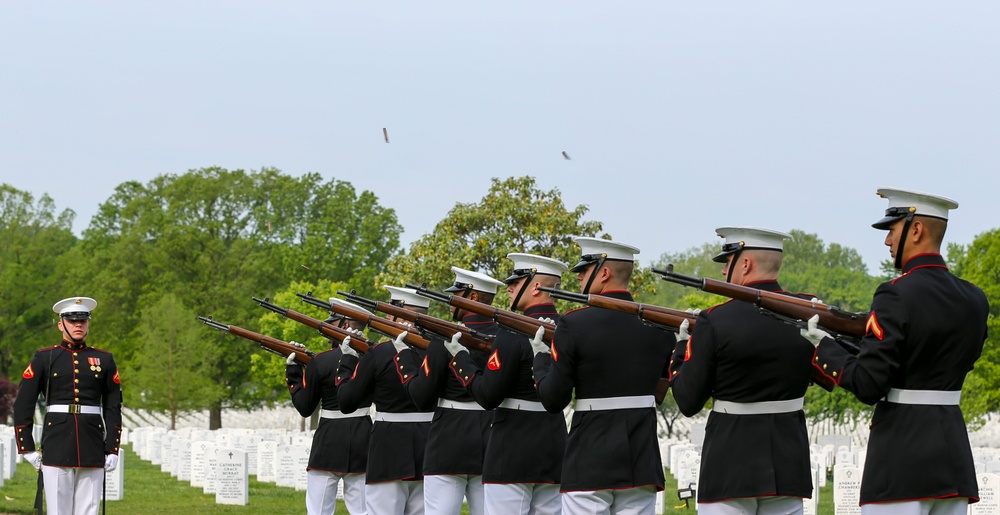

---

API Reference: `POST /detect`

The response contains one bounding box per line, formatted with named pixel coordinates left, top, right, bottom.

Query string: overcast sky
left=3, top=2, right=998, bottom=274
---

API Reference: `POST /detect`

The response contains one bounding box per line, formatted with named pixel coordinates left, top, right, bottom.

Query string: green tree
left=948, top=228, right=1000, bottom=424
left=78, top=167, right=400, bottom=428
left=128, top=294, right=219, bottom=429
left=0, top=184, right=78, bottom=378
left=377, top=176, right=605, bottom=311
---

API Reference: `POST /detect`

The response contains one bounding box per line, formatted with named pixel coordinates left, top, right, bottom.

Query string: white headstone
left=833, top=465, right=862, bottom=515
left=256, top=441, right=278, bottom=482
left=275, top=444, right=297, bottom=488
left=970, top=473, right=999, bottom=515
left=177, top=439, right=193, bottom=481
left=215, top=448, right=249, bottom=506
left=190, top=440, right=215, bottom=488
left=294, top=446, right=310, bottom=491
left=203, top=447, right=219, bottom=494
left=105, top=451, right=124, bottom=500
left=804, top=463, right=820, bottom=515
left=245, top=435, right=262, bottom=476
left=1, top=430, right=14, bottom=481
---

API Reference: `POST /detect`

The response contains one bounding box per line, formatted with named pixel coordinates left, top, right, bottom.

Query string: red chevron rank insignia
left=684, top=337, right=693, bottom=361
left=421, top=356, right=431, bottom=376
left=23, top=364, right=34, bottom=379
left=866, top=312, right=884, bottom=340
left=551, top=342, right=558, bottom=361
left=487, top=350, right=501, bottom=371
left=113, top=370, right=121, bottom=384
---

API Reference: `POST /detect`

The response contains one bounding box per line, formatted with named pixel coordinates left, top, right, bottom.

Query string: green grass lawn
left=0, top=445, right=835, bottom=514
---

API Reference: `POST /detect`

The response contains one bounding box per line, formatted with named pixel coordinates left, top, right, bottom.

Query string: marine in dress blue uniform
left=394, top=268, right=504, bottom=515
left=285, top=307, right=371, bottom=514
left=336, top=293, right=434, bottom=515
left=531, top=237, right=672, bottom=515
left=670, top=228, right=815, bottom=515
left=13, top=297, right=122, bottom=515
left=445, top=253, right=568, bottom=515
left=805, top=189, right=989, bottom=515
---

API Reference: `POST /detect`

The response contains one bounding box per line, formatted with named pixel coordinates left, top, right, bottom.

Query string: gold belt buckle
left=68, top=404, right=83, bottom=414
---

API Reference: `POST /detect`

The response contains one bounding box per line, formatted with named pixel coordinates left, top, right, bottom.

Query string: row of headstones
left=129, top=426, right=328, bottom=506
left=657, top=433, right=1000, bottom=515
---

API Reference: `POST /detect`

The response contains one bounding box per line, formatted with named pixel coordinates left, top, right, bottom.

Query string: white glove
left=286, top=352, right=298, bottom=365
left=800, top=314, right=832, bottom=347
left=538, top=317, right=555, bottom=325
left=104, top=453, right=119, bottom=472
left=23, top=451, right=41, bottom=471
left=675, top=319, right=690, bottom=343
left=528, top=325, right=549, bottom=356
left=810, top=297, right=825, bottom=307
left=340, top=336, right=358, bottom=358
left=442, top=332, right=465, bottom=357
left=685, top=308, right=701, bottom=316
left=392, top=331, right=409, bottom=353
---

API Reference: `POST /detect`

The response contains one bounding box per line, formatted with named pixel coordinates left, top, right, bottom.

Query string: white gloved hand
left=104, top=453, right=119, bottom=472
left=23, top=451, right=41, bottom=471
left=528, top=325, right=549, bottom=356
left=392, top=331, right=409, bottom=353
left=800, top=314, right=832, bottom=347
left=286, top=352, right=298, bottom=365
left=442, top=332, right=465, bottom=357
left=675, top=319, right=691, bottom=343
left=685, top=308, right=702, bottom=316
left=810, top=297, right=825, bottom=307
left=340, top=336, right=358, bottom=358
left=538, top=317, right=555, bottom=325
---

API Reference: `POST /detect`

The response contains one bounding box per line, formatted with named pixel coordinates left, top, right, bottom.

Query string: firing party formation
left=13, top=188, right=990, bottom=515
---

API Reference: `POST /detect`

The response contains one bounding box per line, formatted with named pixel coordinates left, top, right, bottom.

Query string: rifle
left=250, top=297, right=371, bottom=354
left=294, top=292, right=431, bottom=350
left=337, top=290, right=493, bottom=353
left=536, top=286, right=697, bottom=332
left=198, top=315, right=316, bottom=363
left=405, top=282, right=557, bottom=343
left=652, top=265, right=866, bottom=339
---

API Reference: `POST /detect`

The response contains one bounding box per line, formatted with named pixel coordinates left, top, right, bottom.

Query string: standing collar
left=742, top=279, right=783, bottom=293
left=901, top=253, right=946, bottom=274
left=460, top=313, right=495, bottom=325
left=524, top=303, right=558, bottom=317
left=60, top=339, right=88, bottom=351
left=597, top=289, right=634, bottom=301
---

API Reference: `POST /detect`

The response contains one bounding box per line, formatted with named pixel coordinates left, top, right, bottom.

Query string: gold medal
left=90, top=366, right=96, bottom=371
left=96, top=366, right=102, bottom=372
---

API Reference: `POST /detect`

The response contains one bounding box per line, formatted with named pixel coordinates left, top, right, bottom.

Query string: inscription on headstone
left=257, top=441, right=278, bottom=482
left=970, top=473, right=999, bottom=515
left=833, top=465, right=862, bottom=515
left=215, top=448, right=249, bottom=506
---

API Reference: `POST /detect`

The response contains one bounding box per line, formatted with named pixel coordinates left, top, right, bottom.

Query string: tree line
left=1, top=169, right=997, bottom=431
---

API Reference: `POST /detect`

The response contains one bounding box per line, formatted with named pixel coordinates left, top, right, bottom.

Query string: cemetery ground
left=0, top=445, right=838, bottom=515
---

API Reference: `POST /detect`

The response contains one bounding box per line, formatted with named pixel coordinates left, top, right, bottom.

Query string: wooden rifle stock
left=406, top=283, right=556, bottom=343
left=337, top=290, right=493, bottom=353
left=294, top=293, right=431, bottom=350
left=198, top=315, right=316, bottom=363
left=536, top=287, right=697, bottom=332
left=652, top=265, right=867, bottom=338
left=250, top=297, right=370, bottom=354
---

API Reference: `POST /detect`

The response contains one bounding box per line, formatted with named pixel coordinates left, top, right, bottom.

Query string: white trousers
left=306, top=470, right=366, bottom=514
left=484, top=482, right=561, bottom=515
left=861, top=498, right=969, bottom=515
left=41, top=465, right=104, bottom=515
left=424, top=474, right=485, bottom=515
left=697, top=496, right=803, bottom=515
left=561, top=486, right=657, bottom=515
left=365, top=480, right=424, bottom=515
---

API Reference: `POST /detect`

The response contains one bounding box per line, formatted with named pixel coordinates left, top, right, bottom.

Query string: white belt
left=374, top=412, right=434, bottom=423
left=575, top=395, right=655, bottom=411
left=498, top=398, right=546, bottom=412
left=884, top=389, right=961, bottom=405
left=48, top=404, right=102, bottom=415
left=437, top=399, right=485, bottom=411
left=320, top=407, right=371, bottom=420
left=712, top=398, right=804, bottom=415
